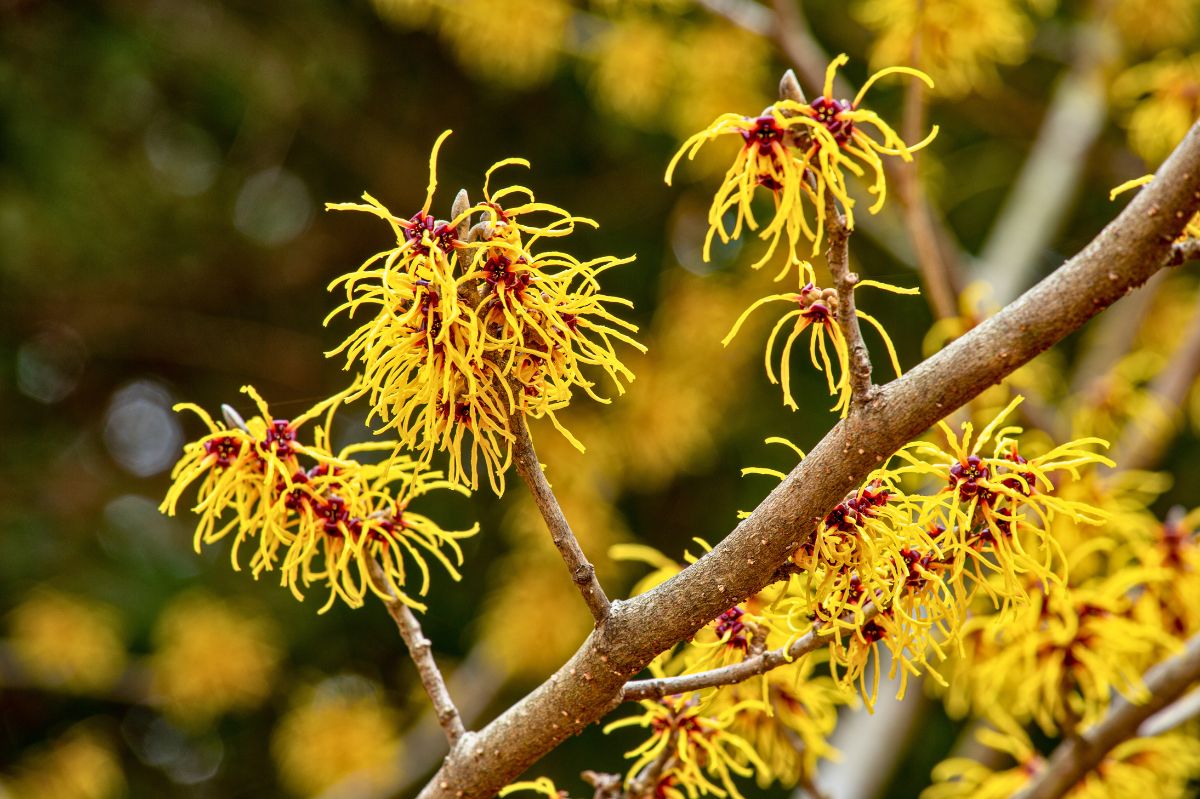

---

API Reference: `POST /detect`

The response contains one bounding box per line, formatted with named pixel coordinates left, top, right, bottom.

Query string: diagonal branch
left=367, top=559, right=466, bottom=745
left=826, top=195, right=874, bottom=401
left=621, top=605, right=881, bottom=701
left=417, top=122, right=1200, bottom=799
left=509, top=412, right=611, bottom=624
left=1014, top=632, right=1200, bottom=799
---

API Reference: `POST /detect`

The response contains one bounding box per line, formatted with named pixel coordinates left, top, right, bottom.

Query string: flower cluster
left=327, top=131, right=643, bottom=493
left=604, top=695, right=771, bottom=799
left=925, top=721, right=1200, bottom=799
left=723, top=279, right=915, bottom=414
left=160, top=385, right=476, bottom=612
left=666, top=54, right=936, bottom=278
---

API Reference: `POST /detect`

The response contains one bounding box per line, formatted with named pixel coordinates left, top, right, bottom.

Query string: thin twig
left=367, top=559, right=466, bottom=745
left=509, top=412, right=611, bottom=624
left=826, top=194, right=874, bottom=401
left=621, top=605, right=881, bottom=701
left=1014, top=633, right=1200, bottom=799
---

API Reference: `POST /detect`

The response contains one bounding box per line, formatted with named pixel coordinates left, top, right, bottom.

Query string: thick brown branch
left=367, top=560, right=465, bottom=745
left=826, top=196, right=873, bottom=401
left=1014, top=633, right=1200, bottom=799
left=509, top=412, right=611, bottom=623
left=621, top=605, right=880, bottom=701
left=417, top=123, right=1200, bottom=799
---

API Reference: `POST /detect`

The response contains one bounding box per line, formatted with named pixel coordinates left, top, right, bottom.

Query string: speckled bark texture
left=417, top=123, right=1200, bottom=799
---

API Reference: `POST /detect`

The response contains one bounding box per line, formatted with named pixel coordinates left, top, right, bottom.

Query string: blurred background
left=3, top=0, right=1200, bottom=797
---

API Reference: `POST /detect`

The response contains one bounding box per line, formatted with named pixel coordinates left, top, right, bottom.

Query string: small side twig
left=367, top=559, right=466, bottom=745
left=1014, top=632, right=1200, bottom=799
left=826, top=194, right=873, bottom=402
left=509, top=412, right=611, bottom=624
left=621, top=604, right=881, bottom=701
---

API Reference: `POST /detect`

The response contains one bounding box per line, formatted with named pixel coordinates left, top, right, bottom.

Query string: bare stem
left=509, top=412, right=611, bottom=624
left=621, top=605, right=881, bottom=701
left=1014, top=633, right=1200, bottom=799
left=826, top=195, right=873, bottom=402
left=367, top=559, right=466, bottom=745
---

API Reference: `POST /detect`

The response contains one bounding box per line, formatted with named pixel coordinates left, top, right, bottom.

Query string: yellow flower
left=328, top=132, right=644, bottom=492
left=590, top=17, right=675, bottom=128
left=7, top=590, right=126, bottom=694
left=1114, top=53, right=1200, bottom=165
left=961, top=576, right=1177, bottom=734
left=1112, top=0, right=1199, bottom=52
left=722, top=654, right=849, bottom=787
left=437, top=0, right=569, bottom=89
left=272, top=677, right=402, bottom=798
left=160, top=385, right=477, bottom=612
left=925, top=724, right=1200, bottom=799
left=856, top=0, right=1035, bottom=97
left=0, top=721, right=126, bottom=799
left=666, top=55, right=936, bottom=275
left=893, top=396, right=1113, bottom=607
left=604, top=696, right=771, bottom=799
left=723, top=279, right=916, bottom=415
left=669, top=24, right=770, bottom=143
left=150, top=592, right=282, bottom=726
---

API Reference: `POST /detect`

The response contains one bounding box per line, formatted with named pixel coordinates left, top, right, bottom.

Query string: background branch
left=417, top=122, right=1200, bottom=799
left=1014, top=632, right=1200, bottom=799
left=975, top=4, right=1114, bottom=304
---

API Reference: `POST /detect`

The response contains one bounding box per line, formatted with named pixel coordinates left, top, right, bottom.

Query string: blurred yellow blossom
left=590, top=17, right=675, bottom=128
left=150, top=592, right=283, bottom=726
left=856, top=0, right=1035, bottom=97
left=669, top=24, right=770, bottom=142
left=272, top=677, right=403, bottom=797
left=7, top=590, right=126, bottom=694
left=438, top=0, right=570, bottom=89
left=1112, top=0, right=1198, bottom=52
left=1114, top=53, right=1200, bottom=165
left=0, top=722, right=126, bottom=799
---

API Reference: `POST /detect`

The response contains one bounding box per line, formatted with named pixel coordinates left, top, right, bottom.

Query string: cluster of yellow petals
left=159, top=384, right=476, bottom=612
left=723, top=279, right=916, bottom=415
left=855, top=0, right=1037, bottom=97
left=327, top=131, right=643, bottom=493
left=925, top=720, right=1200, bottom=799
left=604, top=694, right=772, bottom=799
left=666, top=54, right=937, bottom=280
left=606, top=542, right=852, bottom=793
